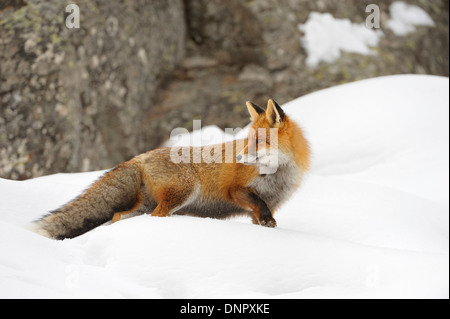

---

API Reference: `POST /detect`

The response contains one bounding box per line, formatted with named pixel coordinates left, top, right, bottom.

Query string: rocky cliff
left=1, top=0, right=185, bottom=179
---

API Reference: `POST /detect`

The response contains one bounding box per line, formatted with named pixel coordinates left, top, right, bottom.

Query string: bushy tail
left=33, top=162, right=142, bottom=240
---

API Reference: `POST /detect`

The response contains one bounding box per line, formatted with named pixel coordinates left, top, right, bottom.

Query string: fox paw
left=260, top=217, right=277, bottom=228
left=151, top=212, right=165, bottom=217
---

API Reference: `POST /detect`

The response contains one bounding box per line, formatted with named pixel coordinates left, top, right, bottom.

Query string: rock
left=0, top=0, right=185, bottom=179
left=182, top=56, right=218, bottom=69
left=238, top=64, right=274, bottom=88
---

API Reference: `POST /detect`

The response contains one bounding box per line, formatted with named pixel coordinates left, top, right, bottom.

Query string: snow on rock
left=387, top=1, right=435, bottom=36
left=0, top=75, right=448, bottom=298
left=298, top=12, right=383, bottom=68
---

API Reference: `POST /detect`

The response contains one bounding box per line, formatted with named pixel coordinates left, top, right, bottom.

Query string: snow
left=298, top=12, right=383, bottom=68
left=387, top=1, right=435, bottom=36
left=0, top=75, right=448, bottom=298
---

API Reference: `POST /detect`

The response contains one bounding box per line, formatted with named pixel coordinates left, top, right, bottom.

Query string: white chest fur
left=249, top=161, right=302, bottom=210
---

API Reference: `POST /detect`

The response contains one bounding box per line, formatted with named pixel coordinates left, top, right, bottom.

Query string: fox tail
left=32, top=162, right=141, bottom=240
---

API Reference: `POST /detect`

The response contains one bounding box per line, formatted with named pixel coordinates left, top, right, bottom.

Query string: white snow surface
left=0, top=75, right=448, bottom=298
left=387, top=1, right=435, bottom=36
left=298, top=12, right=383, bottom=68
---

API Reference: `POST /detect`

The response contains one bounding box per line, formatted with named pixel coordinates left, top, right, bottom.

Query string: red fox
left=33, top=99, right=310, bottom=240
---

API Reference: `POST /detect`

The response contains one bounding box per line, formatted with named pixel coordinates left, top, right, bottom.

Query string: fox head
left=236, top=99, right=290, bottom=174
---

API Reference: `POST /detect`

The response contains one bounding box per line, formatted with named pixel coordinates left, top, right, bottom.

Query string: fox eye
left=257, top=139, right=265, bottom=144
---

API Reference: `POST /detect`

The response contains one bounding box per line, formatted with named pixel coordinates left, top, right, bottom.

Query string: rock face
left=1, top=0, right=448, bottom=179
left=0, top=0, right=185, bottom=179
left=156, top=0, right=448, bottom=143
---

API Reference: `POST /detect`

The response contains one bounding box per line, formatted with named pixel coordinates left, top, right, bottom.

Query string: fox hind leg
left=151, top=201, right=174, bottom=217
left=151, top=186, right=193, bottom=217
left=112, top=193, right=144, bottom=223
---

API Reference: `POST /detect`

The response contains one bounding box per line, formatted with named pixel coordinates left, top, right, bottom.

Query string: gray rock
left=0, top=0, right=185, bottom=179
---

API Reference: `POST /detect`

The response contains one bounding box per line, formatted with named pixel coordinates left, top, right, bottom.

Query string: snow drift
left=0, top=75, right=448, bottom=298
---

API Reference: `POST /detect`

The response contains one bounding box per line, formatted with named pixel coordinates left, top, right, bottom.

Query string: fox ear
left=266, top=99, right=285, bottom=127
left=246, top=101, right=265, bottom=122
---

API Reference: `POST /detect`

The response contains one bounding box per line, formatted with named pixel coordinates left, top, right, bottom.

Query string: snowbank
left=0, top=75, right=448, bottom=298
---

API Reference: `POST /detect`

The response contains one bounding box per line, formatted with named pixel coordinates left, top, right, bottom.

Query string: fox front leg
left=232, top=188, right=277, bottom=228
left=247, top=191, right=277, bottom=227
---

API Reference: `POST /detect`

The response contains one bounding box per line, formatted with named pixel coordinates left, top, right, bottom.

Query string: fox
left=33, top=99, right=310, bottom=240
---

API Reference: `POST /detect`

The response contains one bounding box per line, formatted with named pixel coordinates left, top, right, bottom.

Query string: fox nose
left=236, top=155, right=242, bottom=162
